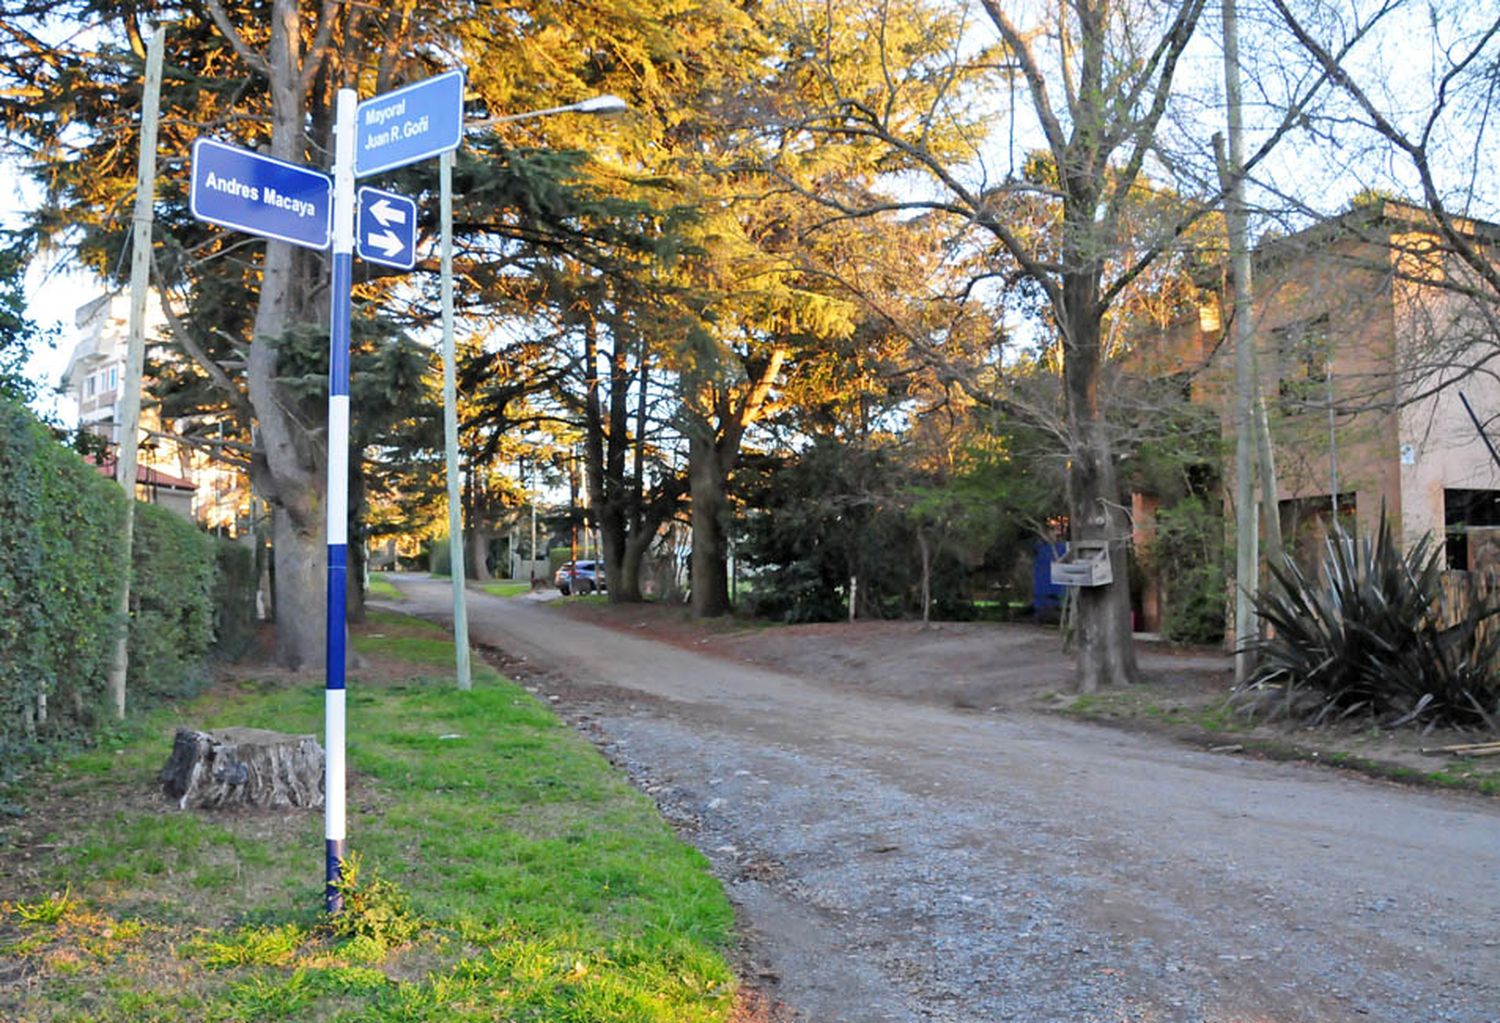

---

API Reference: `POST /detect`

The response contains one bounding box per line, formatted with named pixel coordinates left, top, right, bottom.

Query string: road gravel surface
left=382, top=577, right=1500, bottom=1023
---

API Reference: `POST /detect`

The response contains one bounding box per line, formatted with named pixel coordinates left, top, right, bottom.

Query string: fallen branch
left=1419, top=740, right=1500, bottom=757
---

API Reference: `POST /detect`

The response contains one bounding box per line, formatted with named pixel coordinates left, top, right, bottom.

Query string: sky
left=3, top=159, right=95, bottom=423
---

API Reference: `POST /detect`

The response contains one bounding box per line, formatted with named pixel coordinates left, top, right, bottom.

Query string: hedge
left=1, top=398, right=256, bottom=769
left=0, top=399, right=125, bottom=758
left=128, top=502, right=216, bottom=703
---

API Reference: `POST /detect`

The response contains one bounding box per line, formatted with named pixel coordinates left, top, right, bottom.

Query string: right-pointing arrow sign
left=355, top=186, right=418, bottom=271
left=367, top=229, right=404, bottom=258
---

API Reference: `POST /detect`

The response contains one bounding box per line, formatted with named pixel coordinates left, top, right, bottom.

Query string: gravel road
left=382, top=578, right=1500, bottom=1023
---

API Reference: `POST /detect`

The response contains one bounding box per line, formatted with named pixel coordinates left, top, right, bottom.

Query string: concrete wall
left=1392, top=243, right=1500, bottom=550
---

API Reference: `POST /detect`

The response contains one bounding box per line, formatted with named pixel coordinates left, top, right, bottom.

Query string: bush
left=1244, top=514, right=1500, bottom=729
left=0, top=398, right=125, bottom=756
left=212, top=538, right=257, bottom=661
left=1146, top=496, right=1226, bottom=645
left=1, top=397, right=259, bottom=767
left=129, top=503, right=216, bottom=702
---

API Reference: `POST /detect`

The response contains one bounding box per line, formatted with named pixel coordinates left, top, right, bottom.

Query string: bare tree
left=764, top=0, right=1234, bottom=689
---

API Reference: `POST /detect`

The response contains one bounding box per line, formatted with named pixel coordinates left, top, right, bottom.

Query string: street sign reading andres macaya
left=354, top=70, right=464, bottom=178
left=190, top=138, right=332, bottom=250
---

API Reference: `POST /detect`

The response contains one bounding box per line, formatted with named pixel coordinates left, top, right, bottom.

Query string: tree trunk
left=918, top=530, right=932, bottom=625
left=1061, top=270, right=1139, bottom=692
left=271, top=508, right=326, bottom=671
left=617, top=529, right=650, bottom=601
left=346, top=462, right=366, bottom=624
left=246, top=0, right=326, bottom=669
left=467, top=527, right=492, bottom=581
left=689, top=431, right=731, bottom=616
left=347, top=536, right=366, bottom=624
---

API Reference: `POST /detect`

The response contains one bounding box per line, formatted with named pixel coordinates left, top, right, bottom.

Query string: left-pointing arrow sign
left=355, top=186, right=419, bottom=271
left=368, top=198, right=407, bottom=228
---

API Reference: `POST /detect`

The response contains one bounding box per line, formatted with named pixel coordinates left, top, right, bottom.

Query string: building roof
left=88, top=454, right=196, bottom=492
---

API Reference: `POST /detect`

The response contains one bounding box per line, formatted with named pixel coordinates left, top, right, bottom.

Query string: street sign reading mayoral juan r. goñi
left=354, top=69, right=464, bottom=178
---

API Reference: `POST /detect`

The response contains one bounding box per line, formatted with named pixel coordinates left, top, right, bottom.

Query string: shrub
left=212, top=538, right=257, bottom=661
left=326, top=852, right=421, bottom=950
left=129, top=503, right=216, bottom=702
left=0, top=398, right=125, bottom=757
left=1244, top=514, right=1500, bottom=729
left=1147, top=496, right=1226, bottom=645
left=1, top=397, right=258, bottom=766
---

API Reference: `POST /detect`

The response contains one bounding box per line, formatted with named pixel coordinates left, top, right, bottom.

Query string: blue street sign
left=354, top=70, right=464, bottom=178
left=356, top=187, right=418, bottom=270
left=189, top=138, right=332, bottom=250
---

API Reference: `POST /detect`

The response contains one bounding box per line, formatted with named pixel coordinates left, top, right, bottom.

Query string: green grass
left=366, top=576, right=404, bottom=601
left=481, top=580, right=531, bottom=598
left=1, top=612, right=737, bottom=1022
left=1058, top=690, right=1500, bottom=796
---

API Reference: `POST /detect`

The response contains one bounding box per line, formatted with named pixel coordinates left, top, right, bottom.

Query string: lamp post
left=437, top=92, right=628, bottom=686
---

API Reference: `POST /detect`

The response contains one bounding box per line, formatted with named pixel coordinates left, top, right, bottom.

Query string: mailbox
left=1048, top=540, right=1113, bottom=587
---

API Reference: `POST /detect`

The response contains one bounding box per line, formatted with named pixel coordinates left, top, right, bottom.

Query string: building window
left=1273, top=315, right=1331, bottom=410
left=85, top=374, right=96, bottom=398
left=1443, top=489, right=1500, bottom=570
left=107, top=367, right=118, bottom=390
left=1280, top=492, right=1356, bottom=575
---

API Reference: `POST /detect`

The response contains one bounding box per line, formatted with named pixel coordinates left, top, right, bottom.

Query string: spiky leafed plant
left=1244, top=513, right=1500, bottom=729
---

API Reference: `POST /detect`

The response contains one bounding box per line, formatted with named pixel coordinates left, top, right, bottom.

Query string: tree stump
left=159, top=727, right=324, bottom=810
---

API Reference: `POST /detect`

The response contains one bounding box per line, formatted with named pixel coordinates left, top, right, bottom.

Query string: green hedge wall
left=1, top=398, right=257, bottom=768
left=212, top=538, right=258, bottom=662
left=128, top=502, right=216, bottom=702
left=0, top=399, right=125, bottom=756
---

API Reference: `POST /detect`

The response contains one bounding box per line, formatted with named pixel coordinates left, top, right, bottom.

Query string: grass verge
left=481, top=581, right=531, bottom=599
left=0, top=610, right=737, bottom=1022
left=1057, top=687, right=1500, bottom=797
left=365, top=575, right=404, bottom=601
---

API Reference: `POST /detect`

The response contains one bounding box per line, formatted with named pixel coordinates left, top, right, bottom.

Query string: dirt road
left=383, top=577, right=1500, bottom=1022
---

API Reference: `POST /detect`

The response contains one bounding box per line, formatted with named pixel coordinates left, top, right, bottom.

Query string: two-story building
left=60, top=293, right=250, bottom=534
left=1134, top=200, right=1500, bottom=632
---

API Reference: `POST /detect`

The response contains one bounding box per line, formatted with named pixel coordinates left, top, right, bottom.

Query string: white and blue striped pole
left=325, top=86, right=357, bottom=914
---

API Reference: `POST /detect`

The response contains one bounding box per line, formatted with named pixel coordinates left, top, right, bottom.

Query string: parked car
left=555, top=559, right=605, bottom=595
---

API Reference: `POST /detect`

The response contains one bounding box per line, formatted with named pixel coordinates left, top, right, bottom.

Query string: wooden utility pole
left=1220, top=0, right=1260, bottom=684
left=105, top=25, right=165, bottom=719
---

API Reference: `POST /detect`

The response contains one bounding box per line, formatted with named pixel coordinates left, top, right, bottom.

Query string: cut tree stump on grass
left=159, top=727, right=324, bottom=810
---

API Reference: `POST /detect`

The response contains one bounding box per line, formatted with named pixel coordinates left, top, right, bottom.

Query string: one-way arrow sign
left=355, top=186, right=418, bottom=270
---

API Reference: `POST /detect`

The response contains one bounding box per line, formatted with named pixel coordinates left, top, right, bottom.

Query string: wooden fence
left=1436, top=570, right=1500, bottom=639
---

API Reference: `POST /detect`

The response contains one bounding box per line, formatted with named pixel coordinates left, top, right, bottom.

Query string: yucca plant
left=1243, top=513, right=1500, bottom=729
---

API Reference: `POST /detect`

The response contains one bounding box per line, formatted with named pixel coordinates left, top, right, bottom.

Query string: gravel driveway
left=382, top=577, right=1500, bottom=1023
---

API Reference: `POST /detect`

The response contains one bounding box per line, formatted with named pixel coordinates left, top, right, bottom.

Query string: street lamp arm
left=467, top=94, right=628, bottom=130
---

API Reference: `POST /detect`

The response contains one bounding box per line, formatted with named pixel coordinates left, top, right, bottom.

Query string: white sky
left=3, top=159, right=94, bottom=423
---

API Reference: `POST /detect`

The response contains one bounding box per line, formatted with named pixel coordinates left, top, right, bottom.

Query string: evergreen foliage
left=736, top=439, right=1040, bottom=622
left=0, top=398, right=125, bottom=761
left=0, top=241, right=49, bottom=407
left=1146, top=496, right=1227, bottom=645
left=211, top=538, right=257, bottom=662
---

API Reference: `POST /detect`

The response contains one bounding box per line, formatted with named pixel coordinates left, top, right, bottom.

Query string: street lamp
left=437, top=92, right=629, bottom=686
left=466, top=94, right=629, bottom=130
